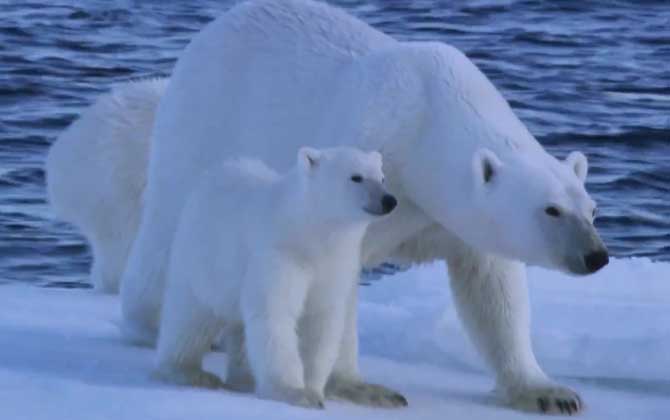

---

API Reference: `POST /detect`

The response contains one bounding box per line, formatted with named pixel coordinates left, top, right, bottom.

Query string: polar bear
left=154, top=147, right=398, bottom=409
left=46, top=0, right=608, bottom=414
left=45, top=78, right=166, bottom=293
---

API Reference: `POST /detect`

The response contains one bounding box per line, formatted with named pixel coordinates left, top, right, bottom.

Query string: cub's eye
left=592, top=208, right=597, bottom=218
left=350, top=175, right=363, bottom=183
left=545, top=206, right=561, bottom=217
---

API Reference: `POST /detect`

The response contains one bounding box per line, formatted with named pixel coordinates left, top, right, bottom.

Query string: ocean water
left=0, top=0, right=668, bottom=287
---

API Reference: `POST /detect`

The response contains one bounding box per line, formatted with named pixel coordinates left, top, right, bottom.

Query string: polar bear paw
left=258, top=385, right=324, bottom=409
left=291, top=388, right=325, bottom=409
left=152, top=366, right=226, bottom=389
left=326, top=377, right=408, bottom=408
left=506, top=383, right=583, bottom=415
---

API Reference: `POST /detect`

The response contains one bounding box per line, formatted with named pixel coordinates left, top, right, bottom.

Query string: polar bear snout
left=561, top=220, right=609, bottom=275
left=381, top=194, right=398, bottom=214
left=583, top=249, right=609, bottom=273
left=362, top=180, right=397, bottom=216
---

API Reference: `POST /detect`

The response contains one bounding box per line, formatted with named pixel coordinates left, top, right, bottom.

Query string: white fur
left=46, top=78, right=167, bottom=293
left=155, top=148, right=388, bottom=408
left=48, top=0, right=606, bottom=413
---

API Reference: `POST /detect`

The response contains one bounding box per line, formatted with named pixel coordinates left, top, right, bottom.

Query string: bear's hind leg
left=89, top=246, right=116, bottom=294
left=446, top=240, right=582, bottom=415
left=154, top=284, right=225, bottom=389
left=224, top=324, right=255, bottom=392
left=88, top=231, right=133, bottom=294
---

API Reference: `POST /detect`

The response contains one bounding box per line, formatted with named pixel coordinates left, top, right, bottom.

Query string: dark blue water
left=1, top=0, right=668, bottom=287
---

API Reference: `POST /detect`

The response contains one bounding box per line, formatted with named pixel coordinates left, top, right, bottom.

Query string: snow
left=1, top=258, right=669, bottom=419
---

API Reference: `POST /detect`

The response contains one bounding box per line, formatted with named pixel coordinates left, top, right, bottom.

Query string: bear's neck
left=272, top=171, right=367, bottom=261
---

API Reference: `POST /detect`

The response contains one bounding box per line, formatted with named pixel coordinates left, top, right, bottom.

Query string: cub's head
left=470, top=148, right=609, bottom=275
left=296, top=146, right=397, bottom=224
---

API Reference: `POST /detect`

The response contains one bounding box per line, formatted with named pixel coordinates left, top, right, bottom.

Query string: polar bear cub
left=155, top=146, right=397, bottom=408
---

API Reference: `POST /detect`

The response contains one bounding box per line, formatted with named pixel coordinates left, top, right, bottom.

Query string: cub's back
left=186, top=158, right=280, bottom=233
left=171, top=158, right=282, bottom=307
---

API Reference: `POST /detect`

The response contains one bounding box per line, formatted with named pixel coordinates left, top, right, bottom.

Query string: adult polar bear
left=121, top=0, right=608, bottom=414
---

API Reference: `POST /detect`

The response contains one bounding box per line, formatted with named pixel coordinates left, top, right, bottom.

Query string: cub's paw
left=506, top=383, right=583, bottom=415
left=258, top=385, right=324, bottom=409
left=292, top=388, right=325, bottom=409
left=326, top=377, right=408, bottom=408
left=153, top=366, right=226, bottom=389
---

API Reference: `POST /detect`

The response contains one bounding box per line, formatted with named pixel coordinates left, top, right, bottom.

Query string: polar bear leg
left=242, top=264, right=323, bottom=409
left=88, top=231, right=133, bottom=294
left=224, top=324, right=255, bottom=392
left=120, top=219, right=173, bottom=345
left=88, top=240, right=115, bottom=294
left=300, top=303, right=348, bottom=398
left=446, top=242, right=582, bottom=415
left=154, top=283, right=225, bottom=389
left=326, top=287, right=408, bottom=408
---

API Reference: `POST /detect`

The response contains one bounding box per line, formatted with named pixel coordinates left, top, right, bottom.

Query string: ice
left=1, top=258, right=669, bottom=419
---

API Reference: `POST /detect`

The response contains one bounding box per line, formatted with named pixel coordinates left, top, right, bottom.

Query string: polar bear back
left=147, top=1, right=395, bottom=210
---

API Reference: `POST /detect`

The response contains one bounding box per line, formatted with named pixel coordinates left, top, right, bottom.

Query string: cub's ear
left=369, top=150, right=383, bottom=167
left=297, top=147, right=321, bottom=172
left=472, top=148, right=502, bottom=186
left=565, top=151, right=588, bottom=184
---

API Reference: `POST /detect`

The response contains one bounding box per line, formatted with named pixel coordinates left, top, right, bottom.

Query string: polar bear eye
left=350, top=175, right=363, bottom=183
left=592, top=208, right=597, bottom=218
left=545, top=206, right=561, bottom=217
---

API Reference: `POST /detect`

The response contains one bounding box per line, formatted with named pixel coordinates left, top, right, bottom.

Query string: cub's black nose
left=584, top=250, right=609, bottom=273
left=381, top=194, right=397, bottom=214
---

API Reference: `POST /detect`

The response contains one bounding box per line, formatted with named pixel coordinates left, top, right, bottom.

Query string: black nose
left=381, top=194, right=397, bottom=214
left=583, top=250, right=609, bottom=273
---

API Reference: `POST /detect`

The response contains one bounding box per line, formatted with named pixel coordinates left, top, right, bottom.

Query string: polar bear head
left=394, top=43, right=608, bottom=275
left=297, top=146, right=397, bottom=224
left=406, top=141, right=608, bottom=275
left=469, top=149, right=608, bottom=275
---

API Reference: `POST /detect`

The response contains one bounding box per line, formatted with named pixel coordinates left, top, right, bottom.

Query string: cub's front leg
left=241, top=258, right=324, bottom=409
left=326, top=286, right=408, bottom=408
left=299, top=285, right=350, bottom=402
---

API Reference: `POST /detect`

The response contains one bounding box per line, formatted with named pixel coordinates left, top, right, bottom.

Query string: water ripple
left=0, top=0, right=668, bottom=287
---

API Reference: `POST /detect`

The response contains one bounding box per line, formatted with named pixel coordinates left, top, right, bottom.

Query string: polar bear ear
left=370, top=150, right=383, bottom=163
left=472, top=148, right=502, bottom=186
left=565, top=151, right=588, bottom=184
left=370, top=150, right=382, bottom=164
left=297, top=147, right=321, bottom=172
left=369, top=150, right=383, bottom=168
